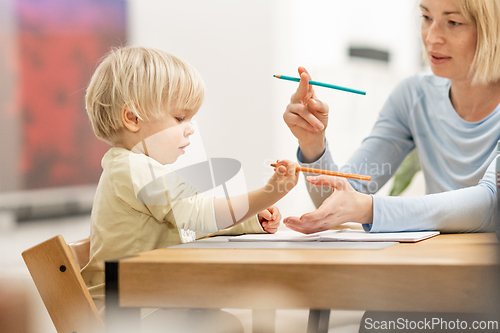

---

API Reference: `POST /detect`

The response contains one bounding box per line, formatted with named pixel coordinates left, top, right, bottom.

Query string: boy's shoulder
left=103, top=147, right=170, bottom=172
left=102, top=147, right=134, bottom=178
left=103, top=147, right=173, bottom=195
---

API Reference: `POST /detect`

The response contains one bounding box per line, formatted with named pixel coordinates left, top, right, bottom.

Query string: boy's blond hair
left=453, top=0, right=500, bottom=84
left=86, top=46, right=205, bottom=144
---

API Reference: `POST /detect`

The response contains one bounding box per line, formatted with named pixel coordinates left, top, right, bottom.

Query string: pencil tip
left=273, top=75, right=280, bottom=78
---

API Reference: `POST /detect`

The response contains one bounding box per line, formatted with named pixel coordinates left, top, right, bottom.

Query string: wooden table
left=105, top=233, right=500, bottom=333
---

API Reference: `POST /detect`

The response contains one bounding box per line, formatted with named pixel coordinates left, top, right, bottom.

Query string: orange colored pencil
left=270, top=163, right=371, bottom=181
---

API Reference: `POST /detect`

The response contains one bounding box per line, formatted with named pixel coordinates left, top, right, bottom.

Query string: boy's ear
left=121, top=105, right=141, bottom=133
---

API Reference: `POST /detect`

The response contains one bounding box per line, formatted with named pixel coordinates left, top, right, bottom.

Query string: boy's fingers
left=268, top=207, right=278, bottom=220
left=268, top=215, right=279, bottom=225
left=263, top=220, right=278, bottom=233
left=276, top=160, right=298, bottom=176
left=276, top=165, right=287, bottom=175
left=273, top=208, right=282, bottom=221
left=267, top=227, right=278, bottom=234
left=260, top=209, right=273, bottom=221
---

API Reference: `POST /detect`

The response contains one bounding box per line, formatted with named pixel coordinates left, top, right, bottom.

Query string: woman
left=283, top=0, right=500, bottom=234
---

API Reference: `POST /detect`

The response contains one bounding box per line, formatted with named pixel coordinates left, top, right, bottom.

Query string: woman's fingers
left=290, top=71, right=312, bottom=104
left=284, top=103, right=324, bottom=131
left=307, top=175, right=351, bottom=190
left=283, top=215, right=328, bottom=234
left=307, top=98, right=329, bottom=117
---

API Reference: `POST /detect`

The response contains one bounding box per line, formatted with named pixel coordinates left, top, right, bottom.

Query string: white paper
left=229, top=229, right=440, bottom=243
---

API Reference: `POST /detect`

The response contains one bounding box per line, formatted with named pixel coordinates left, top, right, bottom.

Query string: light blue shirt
left=298, top=73, right=500, bottom=233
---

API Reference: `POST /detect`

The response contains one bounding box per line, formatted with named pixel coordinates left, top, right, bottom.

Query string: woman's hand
left=283, top=67, right=329, bottom=162
left=283, top=175, right=373, bottom=234
left=258, top=205, right=281, bottom=233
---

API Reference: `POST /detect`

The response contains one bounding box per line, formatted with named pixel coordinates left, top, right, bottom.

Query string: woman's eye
left=449, top=20, right=462, bottom=26
left=175, top=117, right=185, bottom=122
left=422, top=15, right=432, bottom=21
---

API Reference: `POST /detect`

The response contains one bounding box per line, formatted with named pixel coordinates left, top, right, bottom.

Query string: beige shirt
left=81, top=148, right=265, bottom=312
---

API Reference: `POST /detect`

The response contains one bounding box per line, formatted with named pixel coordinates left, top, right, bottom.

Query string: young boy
left=81, top=46, right=299, bottom=321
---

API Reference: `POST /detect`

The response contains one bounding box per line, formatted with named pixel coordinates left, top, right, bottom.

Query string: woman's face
left=420, top=0, right=477, bottom=82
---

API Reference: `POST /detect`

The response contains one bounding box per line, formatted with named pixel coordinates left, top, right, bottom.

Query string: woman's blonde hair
left=85, top=46, right=205, bottom=144
left=453, top=0, right=500, bottom=84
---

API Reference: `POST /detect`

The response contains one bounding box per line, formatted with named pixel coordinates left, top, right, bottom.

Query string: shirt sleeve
left=368, top=157, right=496, bottom=233
left=297, top=140, right=335, bottom=209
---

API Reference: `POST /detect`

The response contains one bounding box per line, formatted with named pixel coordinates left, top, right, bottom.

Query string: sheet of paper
left=317, top=230, right=440, bottom=243
left=229, top=229, right=440, bottom=243
left=228, top=230, right=321, bottom=242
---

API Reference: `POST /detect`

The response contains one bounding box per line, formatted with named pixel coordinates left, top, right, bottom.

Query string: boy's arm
left=213, top=160, right=299, bottom=231
left=208, top=215, right=265, bottom=237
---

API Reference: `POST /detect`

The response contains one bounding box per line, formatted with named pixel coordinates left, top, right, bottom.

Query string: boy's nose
left=184, top=122, right=195, bottom=136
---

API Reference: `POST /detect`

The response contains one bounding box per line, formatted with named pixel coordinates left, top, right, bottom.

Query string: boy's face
left=132, top=108, right=198, bottom=165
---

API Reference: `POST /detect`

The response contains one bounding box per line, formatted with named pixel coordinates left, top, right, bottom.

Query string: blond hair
left=453, top=0, right=500, bottom=84
left=85, top=46, right=205, bottom=144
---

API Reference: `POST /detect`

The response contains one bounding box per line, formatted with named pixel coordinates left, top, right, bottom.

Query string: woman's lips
left=429, top=52, right=451, bottom=65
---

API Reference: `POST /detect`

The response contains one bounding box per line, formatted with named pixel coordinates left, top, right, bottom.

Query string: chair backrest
left=22, top=235, right=104, bottom=333
left=69, top=237, right=91, bottom=270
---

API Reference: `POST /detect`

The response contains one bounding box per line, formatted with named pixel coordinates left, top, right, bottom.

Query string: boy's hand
left=268, top=159, right=300, bottom=197
left=258, top=206, right=281, bottom=233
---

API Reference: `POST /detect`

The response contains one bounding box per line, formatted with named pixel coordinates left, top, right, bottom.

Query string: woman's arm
left=213, top=160, right=299, bottom=230
left=285, top=158, right=496, bottom=233
left=369, top=158, right=496, bottom=233
left=298, top=76, right=418, bottom=207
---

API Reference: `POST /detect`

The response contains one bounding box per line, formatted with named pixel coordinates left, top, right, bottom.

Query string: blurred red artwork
left=17, top=0, right=127, bottom=189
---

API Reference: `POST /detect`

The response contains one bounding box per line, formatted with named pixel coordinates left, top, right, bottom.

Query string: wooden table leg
left=105, top=261, right=141, bottom=333
left=252, top=309, right=276, bottom=333
left=307, top=309, right=330, bottom=333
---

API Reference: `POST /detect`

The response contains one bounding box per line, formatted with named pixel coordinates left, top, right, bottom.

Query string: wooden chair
left=22, top=235, right=104, bottom=333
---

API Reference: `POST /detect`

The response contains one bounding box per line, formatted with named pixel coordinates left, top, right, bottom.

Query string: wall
left=128, top=0, right=423, bottom=218
left=0, top=0, right=424, bottom=213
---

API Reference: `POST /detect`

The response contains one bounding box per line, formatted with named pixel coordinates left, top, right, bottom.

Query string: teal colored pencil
left=273, top=74, right=366, bottom=95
